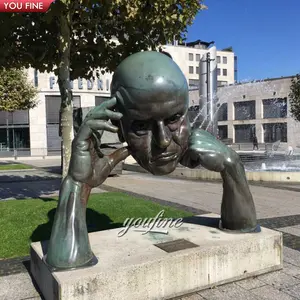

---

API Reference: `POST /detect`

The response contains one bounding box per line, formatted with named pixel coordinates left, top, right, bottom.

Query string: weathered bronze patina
left=45, top=51, right=260, bottom=271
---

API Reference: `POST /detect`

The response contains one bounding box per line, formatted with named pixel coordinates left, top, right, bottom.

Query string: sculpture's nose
left=153, top=121, right=171, bottom=149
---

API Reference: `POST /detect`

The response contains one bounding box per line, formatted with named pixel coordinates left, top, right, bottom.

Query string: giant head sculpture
left=111, top=51, right=191, bottom=175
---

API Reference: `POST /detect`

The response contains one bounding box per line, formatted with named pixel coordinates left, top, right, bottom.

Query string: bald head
left=111, top=51, right=189, bottom=112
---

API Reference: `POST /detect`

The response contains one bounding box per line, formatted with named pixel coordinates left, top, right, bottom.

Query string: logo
left=0, top=0, right=53, bottom=12
left=117, top=210, right=184, bottom=237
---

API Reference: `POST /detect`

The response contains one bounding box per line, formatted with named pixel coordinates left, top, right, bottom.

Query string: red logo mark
left=0, top=0, right=54, bottom=12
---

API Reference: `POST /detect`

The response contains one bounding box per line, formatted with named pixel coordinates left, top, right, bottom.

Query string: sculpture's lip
left=151, top=152, right=178, bottom=162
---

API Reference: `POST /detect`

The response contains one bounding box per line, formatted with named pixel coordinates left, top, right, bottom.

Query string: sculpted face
left=111, top=51, right=190, bottom=175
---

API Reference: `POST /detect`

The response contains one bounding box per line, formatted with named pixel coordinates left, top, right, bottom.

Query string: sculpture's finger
left=84, top=107, right=122, bottom=123
left=107, top=147, right=130, bottom=170
left=104, top=109, right=123, bottom=120
left=86, top=119, right=119, bottom=133
left=100, top=97, right=117, bottom=109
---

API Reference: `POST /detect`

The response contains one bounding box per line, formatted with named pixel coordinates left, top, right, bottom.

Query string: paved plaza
left=1, top=159, right=300, bottom=299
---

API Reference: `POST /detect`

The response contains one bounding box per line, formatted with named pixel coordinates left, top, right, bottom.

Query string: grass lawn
left=0, top=192, right=192, bottom=259
left=0, top=163, right=33, bottom=170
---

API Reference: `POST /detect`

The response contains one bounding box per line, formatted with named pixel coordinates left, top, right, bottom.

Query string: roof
left=179, top=39, right=215, bottom=48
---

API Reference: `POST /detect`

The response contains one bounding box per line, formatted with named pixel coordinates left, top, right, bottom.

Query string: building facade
left=161, top=40, right=236, bottom=88
left=0, top=68, right=113, bottom=157
left=0, top=42, right=236, bottom=157
left=216, top=76, right=300, bottom=148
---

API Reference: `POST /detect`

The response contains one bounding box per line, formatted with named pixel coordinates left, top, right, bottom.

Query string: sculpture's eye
left=131, top=120, right=150, bottom=134
left=165, top=113, right=182, bottom=124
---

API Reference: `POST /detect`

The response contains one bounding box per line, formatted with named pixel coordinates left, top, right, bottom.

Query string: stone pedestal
left=30, top=214, right=282, bottom=300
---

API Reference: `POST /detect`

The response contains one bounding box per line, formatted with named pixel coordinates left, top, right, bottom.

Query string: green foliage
left=222, top=46, right=233, bottom=52
left=0, top=0, right=206, bottom=78
left=0, top=68, right=38, bottom=112
left=289, top=74, right=300, bottom=122
left=0, top=0, right=206, bottom=176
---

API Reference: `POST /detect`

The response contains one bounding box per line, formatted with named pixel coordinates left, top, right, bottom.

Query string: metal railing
left=0, top=148, right=61, bottom=159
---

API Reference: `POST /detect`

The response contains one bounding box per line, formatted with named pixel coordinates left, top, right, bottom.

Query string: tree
left=289, top=74, right=300, bottom=122
left=0, top=67, right=38, bottom=112
left=222, top=46, right=233, bottom=52
left=0, top=0, right=206, bottom=178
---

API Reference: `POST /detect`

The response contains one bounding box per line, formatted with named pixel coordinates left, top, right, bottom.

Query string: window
left=196, top=67, right=199, bottom=74
left=46, top=95, right=81, bottom=124
left=223, top=56, right=227, bottom=64
left=263, top=123, right=287, bottom=143
left=95, top=96, right=110, bottom=106
left=217, top=56, right=221, bottom=63
left=189, top=66, right=194, bottom=74
left=234, top=56, right=238, bottom=82
left=263, top=98, right=287, bottom=119
left=0, top=127, right=30, bottom=149
left=189, top=53, right=194, bottom=61
left=217, top=68, right=221, bottom=76
left=0, top=110, right=29, bottom=125
left=0, top=111, right=30, bottom=151
left=217, top=81, right=228, bottom=87
left=196, top=54, right=200, bottom=61
left=34, top=69, right=38, bottom=87
left=217, top=103, right=228, bottom=121
left=189, top=79, right=198, bottom=87
left=235, top=124, right=256, bottom=143
left=223, top=69, right=227, bottom=76
left=218, top=125, right=228, bottom=139
left=234, top=101, right=256, bottom=120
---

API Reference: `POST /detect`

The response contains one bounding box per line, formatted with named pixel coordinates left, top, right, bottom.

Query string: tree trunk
left=58, top=12, right=73, bottom=180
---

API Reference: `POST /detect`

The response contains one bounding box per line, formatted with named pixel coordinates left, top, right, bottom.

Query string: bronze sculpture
left=44, top=51, right=260, bottom=271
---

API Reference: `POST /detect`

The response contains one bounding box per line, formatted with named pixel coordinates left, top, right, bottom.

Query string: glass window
left=223, top=56, right=227, bottom=64
left=188, top=53, right=194, bottom=61
left=95, top=96, right=110, bottom=106
left=217, top=56, right=221, bottom=63
left=189, top=66, right=194, bottom=74
left=218, top=125, right=228, bottom=139
left=46, top=95, right=81, bottom=124
left=217, top=81, right=228, bottom=87
left=0, top=110, right=29, bottom=125
left=217, top=103, right=228, bottom=121
left=263, top=98, right=287, bottom=118
left=263, top=123, right=287, bottom=143
left=234, top=100, right=256, bottom=120
left=235, top=124, right=256, bottom=143
left=196, top=54, right=200, bottom=61
left=223, top=69, right=227, bottom=76
left=34, top=69, right=38, bottom=87
left=217, top=68, right=221, bottom=76
left=0, top=127, right=30, bottom=149
left=196, top=67, right=199, bottom=74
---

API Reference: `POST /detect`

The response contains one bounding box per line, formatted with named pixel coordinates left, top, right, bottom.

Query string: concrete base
left=30, top=214, right=282, bottom=300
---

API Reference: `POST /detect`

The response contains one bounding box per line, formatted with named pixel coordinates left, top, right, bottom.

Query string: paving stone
left=198, top=283, right=260, bottom=300
left=281, top=284, right=300, bottom=299
left=0, top=272, right=41, bottom=300
left=257, top=270, right=300, bottom=289
left=251, top=285, right=297, bottom=300
left=180, top=294, right=205, bottom=300
left=235, top=277, right=267, bottom=290
left=279, top=226, right=300, bottom=237
left=283, top=262, right=300, bottom=276
left=284, top=247, right=300, bottom=267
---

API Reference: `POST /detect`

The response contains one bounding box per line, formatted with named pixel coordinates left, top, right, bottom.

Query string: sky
left=187, top=0, right=300, bottom=81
